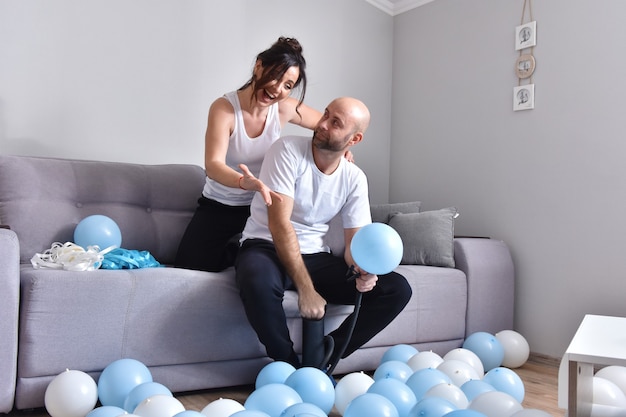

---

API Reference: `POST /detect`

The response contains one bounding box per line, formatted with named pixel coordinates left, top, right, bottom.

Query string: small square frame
left=513, top=84, right=534, bottom=111
left=515, top=21, right=536, bottom=51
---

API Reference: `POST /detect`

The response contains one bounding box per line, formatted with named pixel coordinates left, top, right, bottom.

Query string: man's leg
left=235, top=239, right=300, bottom=367
left=305, top=253, right=412, bottom=361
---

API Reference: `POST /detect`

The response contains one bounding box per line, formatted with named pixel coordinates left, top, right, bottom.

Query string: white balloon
left=334, top=371, right=375, bottom=415
left=133, top=395, right=185, bottom=417
left=200, top=398, right=245, bottom=417
left=443, top=348, right=485, bottom=377
left=495, top=330, right=530, bottom=369
left=596, top=366, right=626, bottom=398
left=45, top=369, right=99, bottom=417
left=423, top=382, right=469, bottom=409
left=407, top=351, right=444, bottom=372
left=437, top=359, right=482, bottom=387
left=593, top=376, right=626, bottom=408
left=469, top=391, right=523, bottom=417
left=511, top=409, right=553, bottom=417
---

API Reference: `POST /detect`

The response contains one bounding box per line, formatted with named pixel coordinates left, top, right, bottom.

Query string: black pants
left=175, top=196, right=249, bottom=272
left=235, top=239, right=412, bottom=368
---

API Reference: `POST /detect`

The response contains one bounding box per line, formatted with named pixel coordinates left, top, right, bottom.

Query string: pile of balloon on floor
left=44, top=329, right=560, bottom=417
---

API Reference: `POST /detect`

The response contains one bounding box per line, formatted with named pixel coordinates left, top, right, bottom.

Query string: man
left=235, top=97, right=412, bottom=370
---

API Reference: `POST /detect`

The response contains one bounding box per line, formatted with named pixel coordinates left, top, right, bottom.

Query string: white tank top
left=202, top=91, right=282, bottom=206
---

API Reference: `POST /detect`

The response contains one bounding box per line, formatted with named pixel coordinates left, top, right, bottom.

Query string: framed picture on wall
left=515, top=21, right=536, bottom=51
left=513, top=84, right=534, bottom=111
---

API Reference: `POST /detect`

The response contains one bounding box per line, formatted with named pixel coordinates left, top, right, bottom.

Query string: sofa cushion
left=0, top=155, right=206, bottom=265
left=388, top=207, right=457, bottom=268
left=370, top=201, right=421, bottom=224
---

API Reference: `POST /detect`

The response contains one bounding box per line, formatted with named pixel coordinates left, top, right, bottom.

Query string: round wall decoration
left=515, top=54, right=536, bottom=79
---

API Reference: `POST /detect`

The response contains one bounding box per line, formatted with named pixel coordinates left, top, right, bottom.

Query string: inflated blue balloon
left=74, top=214, right=122, bottom=249
left=405, top=368, right=451, bottom=401
left=482, top=367, right=525, bottom=403
left=231, top=411, right=272, bottom=417
left=350, top=223, right=403, bottom=275
left=444, top=410, right=488, bottom=417
left=381, top=344, right=419, bottom=364
left=123, top=381, right=172, bottom=412
left=173, top=411, right=205, bottom=417
left=256, top=361, right=296, bottom=389
left=409, top=397, right=457, bottom=417
left=460, top=379, right=496, bottom=402
left=344, top=392, right=399, bottom=417
left=86, top=405, right=127, bottom=417
left=97, top=358, right=152, bottom=408
left=368, top=378, right=417, bottom=417
left=279, top=402, right=326, bottom=417
left=244, top=383, right=302, bottom=417
left=462, top=332, right=504, bottom=372
left=373, top=360, right=414, bottom=382
left=284, top=367, right=335, bottom=415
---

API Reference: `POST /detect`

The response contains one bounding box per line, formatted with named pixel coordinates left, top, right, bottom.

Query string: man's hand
left=298, top=288, right=327, bottom=320
left=354, top=269, right=378, bottom=293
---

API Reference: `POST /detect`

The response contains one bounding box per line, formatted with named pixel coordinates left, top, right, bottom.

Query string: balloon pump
left=301, top=223, right=403, bottom=375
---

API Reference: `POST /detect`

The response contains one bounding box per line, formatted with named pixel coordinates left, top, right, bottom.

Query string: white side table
left=560, top=315, right=626, bottom=417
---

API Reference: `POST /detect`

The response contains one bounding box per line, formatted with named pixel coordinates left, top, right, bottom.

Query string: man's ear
left=349, top=132, right=363, bottom=146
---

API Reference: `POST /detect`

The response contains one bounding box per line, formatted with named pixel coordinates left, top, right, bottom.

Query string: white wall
left=391, top=0, right=626, bottom=358
left=0, top=0, right=393, bottom=203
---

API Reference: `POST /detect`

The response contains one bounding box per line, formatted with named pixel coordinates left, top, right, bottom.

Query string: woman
left=175, top=37, right=321, bottom=272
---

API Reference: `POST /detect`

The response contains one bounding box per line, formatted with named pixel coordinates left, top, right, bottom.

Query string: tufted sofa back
left=0, top=155, right=206, bottom=265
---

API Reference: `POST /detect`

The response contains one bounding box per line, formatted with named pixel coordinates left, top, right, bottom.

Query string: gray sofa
left=0, top=154, right=515, bottom=412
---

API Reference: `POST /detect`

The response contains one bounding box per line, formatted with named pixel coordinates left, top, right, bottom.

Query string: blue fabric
left=102, top=248, right=161, bottom=269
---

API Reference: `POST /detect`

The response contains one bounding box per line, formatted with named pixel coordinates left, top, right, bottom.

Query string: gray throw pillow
left=387, top=207, right=458, bottom=268
left=370, top=201, right=421, bottom=224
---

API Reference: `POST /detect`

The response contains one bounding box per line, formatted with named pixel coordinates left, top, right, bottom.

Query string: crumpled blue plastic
left=101, top=248, right=162, bottom=270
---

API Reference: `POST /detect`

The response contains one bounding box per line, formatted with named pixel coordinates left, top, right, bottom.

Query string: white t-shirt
left=202, top=91, right=281, bottom=206
left=241, top=135, right=372, bottom=254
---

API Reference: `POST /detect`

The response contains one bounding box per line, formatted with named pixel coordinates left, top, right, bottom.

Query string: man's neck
left=312, top=147, right=343, bottom=175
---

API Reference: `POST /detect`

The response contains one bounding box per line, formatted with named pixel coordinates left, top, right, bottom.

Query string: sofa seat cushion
left=17, top=266, right=266, bottom=378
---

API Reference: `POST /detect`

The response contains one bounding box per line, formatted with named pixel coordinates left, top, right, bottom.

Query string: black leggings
left=175, top=197, right=250, bottom=272
left=235, top=239, right=412, bottom=368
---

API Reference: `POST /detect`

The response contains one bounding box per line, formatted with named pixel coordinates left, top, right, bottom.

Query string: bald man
left=235, top=97, right=412, bottom=370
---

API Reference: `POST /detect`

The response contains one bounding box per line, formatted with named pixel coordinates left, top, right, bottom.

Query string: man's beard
left=312, top=129, right=349, bottom=152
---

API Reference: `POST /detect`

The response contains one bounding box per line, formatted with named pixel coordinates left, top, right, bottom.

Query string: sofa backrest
left=0, top=155, right=206, bottom=265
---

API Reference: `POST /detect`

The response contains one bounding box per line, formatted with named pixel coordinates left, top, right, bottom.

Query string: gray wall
left=0, top=0, right=393, bottom=203
left=391, top=0, right=626, bottom=358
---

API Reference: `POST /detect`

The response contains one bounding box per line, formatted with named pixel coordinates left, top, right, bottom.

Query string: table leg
left=569, top=360, right=593, bottom=417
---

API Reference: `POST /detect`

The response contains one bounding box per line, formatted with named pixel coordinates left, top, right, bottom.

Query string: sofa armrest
left=454, top=238, right=515, bottom=337
left=0, top=228, right=19, bottom=412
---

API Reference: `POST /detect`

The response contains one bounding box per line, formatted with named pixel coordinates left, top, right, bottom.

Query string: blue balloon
left=123, top=381, right=172, bottom=412
left=460, top=379, right=496, bottom=402
left=405, top=368, right=451, bottom=401
left=231, top=411, right=272, bottom=417
left=284, top=367, right=335, bottom=415
left=444, top=410, right=488, bottom=417
left=409, top=397, right=457, bottom=417
left=482, top=367, right=525, bottom=403
left=74, top=214, right=122, bottom=249
left=256, top=361, right=296, bottom=389
left=86, top=406, right=127, bottom=417
left=344, top=393, right=399, bottom=417
left=350, top=223, right=403, bottom=275
left=462, top=332, right=504, bottom=372
left=368, top=378, right=417, bottom=417
left=381, top=344, right=419, bottom=364
left=97, top=358, right=152, bottom=408
left=373, top=360, right=414, bottom=382
left=173, top=411, right=205, bottom=417
left=244, top=383, right=302, bottom=417
left=279, top=402, right=326, bottom=417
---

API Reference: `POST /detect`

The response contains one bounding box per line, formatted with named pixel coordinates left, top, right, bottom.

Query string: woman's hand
left=344, top=150, right=355, bottom=163
left=238, top=164, right=284, bottom=206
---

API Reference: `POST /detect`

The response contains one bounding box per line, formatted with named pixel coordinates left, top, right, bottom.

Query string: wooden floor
left=5, top=356, right=565, bottom=417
